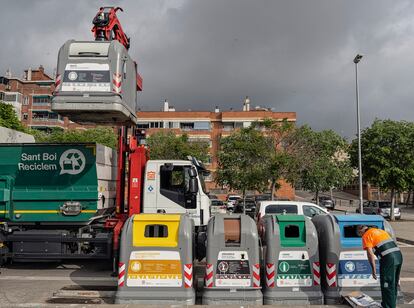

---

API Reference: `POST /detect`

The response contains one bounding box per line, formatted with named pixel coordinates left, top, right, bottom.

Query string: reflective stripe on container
left=252, top=263, right=260, bottom=287
left=313, top=262, right=320, bottom=286
left=266, top=263, right=275, bottom=288
left=205, top=263, right=214, bottom=288
left=55, top=74, right=62, bottom=89
left=326, top=263, right=336, bottom=287
left=113, top=73, right=122, bottom=93
left=118, top=262, right=126, bottom=287
left=184, top=264, right=193, bottom=288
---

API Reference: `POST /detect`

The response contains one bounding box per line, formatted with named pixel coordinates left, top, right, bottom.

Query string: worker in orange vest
left=357, top=225, right=403, bottom=308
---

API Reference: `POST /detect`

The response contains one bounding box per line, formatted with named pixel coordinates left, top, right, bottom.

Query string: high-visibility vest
left=364, top=228, right=400, bottom=259
left=374, top=238, right=400, bottom=259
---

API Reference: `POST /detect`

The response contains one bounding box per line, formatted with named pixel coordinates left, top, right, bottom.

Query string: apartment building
left=0, top=66, right=83, bottom=131
left=137, top=101, right=297, bottom=200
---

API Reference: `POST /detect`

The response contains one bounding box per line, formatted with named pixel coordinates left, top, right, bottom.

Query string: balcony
left=31, top=117, right=63, bottom=123
left=31, top=110, right=63, bottom=124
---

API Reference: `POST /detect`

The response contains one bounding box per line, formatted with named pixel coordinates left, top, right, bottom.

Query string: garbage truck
left=0, top=142, right=211, bottom=262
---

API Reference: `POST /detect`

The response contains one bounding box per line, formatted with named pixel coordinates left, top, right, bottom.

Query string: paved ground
left=1, top=196, right=414, bottom=306
left=1, top=243, right=414, bottom=306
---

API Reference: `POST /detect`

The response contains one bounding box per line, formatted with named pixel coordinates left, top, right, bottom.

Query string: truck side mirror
left=188, top=167, right=197, bottom=178
left=189, top=177, right=199, bottom=194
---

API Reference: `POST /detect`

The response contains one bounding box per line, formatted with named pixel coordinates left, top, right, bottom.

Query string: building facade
left=137, top=102, right=297, bottom=200
left=0, top=66, right=84, bottom=131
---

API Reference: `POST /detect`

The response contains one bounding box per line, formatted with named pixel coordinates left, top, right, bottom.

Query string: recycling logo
left=218, top=261, right=229, bottom=273
left=345, top=261, right=356, bottom=273
left=279, top=261, right=290, bottom=273
left=59, top=149, right=86, bottom=175
left=130, top=261, right=142, bottom=272
left=68, top=71, right=78, bottom=81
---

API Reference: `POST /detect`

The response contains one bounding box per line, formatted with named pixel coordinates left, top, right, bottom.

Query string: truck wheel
left=0, top=245, right=9, bottom=267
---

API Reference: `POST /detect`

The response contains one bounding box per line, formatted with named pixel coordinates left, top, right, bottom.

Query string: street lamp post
left=353, top=54, right=363, bottom=214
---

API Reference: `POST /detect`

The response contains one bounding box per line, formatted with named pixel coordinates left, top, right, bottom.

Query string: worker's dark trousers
left=380, top=250, right=403, bottom=308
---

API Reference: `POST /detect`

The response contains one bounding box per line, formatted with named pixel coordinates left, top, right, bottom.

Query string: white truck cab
left=142, top=158, right=211, bottom=227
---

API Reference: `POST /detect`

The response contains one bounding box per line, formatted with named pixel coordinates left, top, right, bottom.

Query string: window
left=150, top=121, right=163, bottom=128
left=223, top=123, right=234, bottom=131
left=379, top=202, right=391, bottom=208
left=159, top=165, right=196, bottom=209
left=32, top=111, right=59, bottom=121
left=169, top=122, right=179, bottom=129
left=194, top=121, right=210, bottom=130
left=144, top=224, right=168, bottom=238
left=285, top=225, right=300, bottom=238
left=203, top=172, right=213, bottom=182
left=180, top=122, right=194, bottom=130
left=265, top=204, right=298, bottom=215
left=137, top=123, right=149, bottom=129
left=303, top=205, right=324, bottom=217
left=33, top=96, right=51, bottom=105
left=23, top=96, right=29, bottom=105
left=4, top=94, right=17, bottom=102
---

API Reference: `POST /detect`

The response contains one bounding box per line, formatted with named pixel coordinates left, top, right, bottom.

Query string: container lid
left=276, top=214, right=305, bottom=222
left=132, top=214, right=181, bottom=247
left=334, top=214, right=384, bottom=223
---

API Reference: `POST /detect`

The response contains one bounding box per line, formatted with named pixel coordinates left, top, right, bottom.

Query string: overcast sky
left=1, top=0, right=414, bottom=139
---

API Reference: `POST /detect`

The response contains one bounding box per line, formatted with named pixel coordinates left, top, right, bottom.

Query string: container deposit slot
left=224, top=218, right=241, bottom=247
left=144, top=224, right=168, bottom=238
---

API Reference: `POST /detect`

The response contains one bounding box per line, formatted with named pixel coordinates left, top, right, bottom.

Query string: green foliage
left=252, top=118, right=298, bottom=198
left=291, top=126, right=353, bottom=199
left=350, top=119, right=414, bottom=195
left=34, top=127, right=117, bottom=148
left=146, top=131, right=209, bottom=162
left=0, top=101, right=27, bottom=132
left=216, top=127, right=273, bottom=195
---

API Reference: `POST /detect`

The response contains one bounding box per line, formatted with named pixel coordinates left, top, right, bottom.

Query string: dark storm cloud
left=1, top=0, right=414, bottom=138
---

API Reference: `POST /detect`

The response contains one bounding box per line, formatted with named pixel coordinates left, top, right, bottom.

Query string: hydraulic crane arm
left=92, top=7, right=130, bottom=50
left=91, top=6, right=143, bottom=91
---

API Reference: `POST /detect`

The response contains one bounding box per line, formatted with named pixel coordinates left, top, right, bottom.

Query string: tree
left=0, top=101, right=26, bottom=132
left=146, top=131, right=209, bottom=162
left=34, top=127, right=118, bottom=148
left=292, top=126, right=353, bottom=203
left=252, top=118, right=297, bottom=199
left=216, top=127, right=273, bottom=208
left=350, top=119, right=414, bottom=220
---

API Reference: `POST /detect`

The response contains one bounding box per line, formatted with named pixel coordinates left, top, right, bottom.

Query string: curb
left=397, top=237, right=414, bottom=245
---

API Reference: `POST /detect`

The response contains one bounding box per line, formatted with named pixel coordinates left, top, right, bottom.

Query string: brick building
left=0, top=66, right=84, bottom=131
left=137, top=101, right=297, bottom=200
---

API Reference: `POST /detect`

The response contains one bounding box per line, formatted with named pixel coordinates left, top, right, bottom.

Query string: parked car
left=256, top=201, right=328, bottom=239
left=226, top=194, right=242, bottom=212
left=208, top=194, right=219, bottom=200
left=255, top=193, right=272, bottom=203
left=256, top=201, right=328, bottom=221
left=317, top=196, right=335, bottom=210
left=356, top=201, right=401, bottom=220
left=210, top=199, right=227, bottom=214
left=234, top=199, right=257, bottom=217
